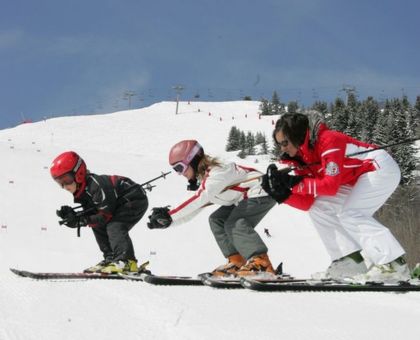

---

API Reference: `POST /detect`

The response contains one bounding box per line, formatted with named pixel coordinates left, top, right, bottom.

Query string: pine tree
left=330, top=97, right=347, bottom=131
left=226, top=126, right=241, bottom=151
left=239, top=131, right=246, bottom=151
left=271, top=91, right=285, bottom=115
left=344, top=92, right=360, bottom=138
left=261, top=135, right=269, bottom=155
left=245, top=131, right=256, bottom=155
left=259, top=98, right=271, bottom=115
left=255, top=132, right=265, bottom=144
left=373, top=100, right=393, bottom=146
left=415, top=96, right=420, bottom=121
left=271, top=91, right=280, bottom=115
left=359, top=96, right=380, bottom=143
left=402, top=95, right=419, bottom=137
left=271, top=144, right=282, bottom=160
left=287, top=101, right=299, bottom=113
left=414, top=96, right=420, bottom=136
left=256, top=133, right=269, bottom=155
left=390, top=99, right=417, bottom=184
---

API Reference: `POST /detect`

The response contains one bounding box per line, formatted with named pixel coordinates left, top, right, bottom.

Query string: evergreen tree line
left=259, top=91, right=300, bottom=115
left=260, top=91, right=420, bottom=184
left=311, top=93, right=419, bottom=184
left=259, top=91, right=286, bottom=115
left=226, top=126, right=269, bottom=158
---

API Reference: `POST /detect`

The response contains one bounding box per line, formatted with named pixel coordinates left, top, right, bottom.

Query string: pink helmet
left=169, top=140, right=204, bottom=174
left=50, top=151, right=87, bottom=184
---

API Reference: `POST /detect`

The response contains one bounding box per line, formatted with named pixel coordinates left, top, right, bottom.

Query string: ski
left=118, top=271, right=147, bottom=281
left=121, top=272, right=203, bottom=286
left=199, top=272, right=297, bottom=289
left=240, top=277, right=420, bottom=292
left=10, top=268, right=123, bottom=280
left=199, top=273, right=243, bottom=288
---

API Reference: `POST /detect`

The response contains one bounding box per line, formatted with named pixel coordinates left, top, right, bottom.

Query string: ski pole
left=59, top=171, right=172, bottom=225
left=346, top=136, right=420, bottom=158
left=141, top=171, right=171, bottom=192
left=284, top=135, right=420, bottom=172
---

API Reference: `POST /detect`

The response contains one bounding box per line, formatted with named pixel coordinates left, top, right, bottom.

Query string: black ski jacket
left=74, top=173, right=147, bottom=227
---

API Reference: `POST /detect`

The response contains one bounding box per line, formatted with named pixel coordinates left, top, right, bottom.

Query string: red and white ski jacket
left=169, top=162, right=266, bottom=226
left=282, top=123, right=378, bottom=211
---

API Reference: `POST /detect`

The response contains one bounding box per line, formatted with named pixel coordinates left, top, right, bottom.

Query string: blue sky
left=1, top=0, right=419, bottom=128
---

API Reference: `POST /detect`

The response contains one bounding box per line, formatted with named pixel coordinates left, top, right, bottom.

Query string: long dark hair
left=273, top=113, right=309, bottom=147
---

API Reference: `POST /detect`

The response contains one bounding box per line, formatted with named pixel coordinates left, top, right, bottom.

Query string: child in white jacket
left=147, top=140, right=280, bottom=277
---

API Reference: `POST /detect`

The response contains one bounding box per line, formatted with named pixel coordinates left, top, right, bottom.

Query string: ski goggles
left=172, top=161, right=189, bottom=175
left=171, top=143, right=203, bottom=175
left=54, top=173, right=75, bottom=187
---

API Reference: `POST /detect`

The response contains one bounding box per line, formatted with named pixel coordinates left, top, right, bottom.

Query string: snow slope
left=0, top=101, right=419, bottom=340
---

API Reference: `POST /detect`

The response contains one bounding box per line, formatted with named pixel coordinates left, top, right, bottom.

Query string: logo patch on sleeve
left=325, top=161, right=340, bottom=176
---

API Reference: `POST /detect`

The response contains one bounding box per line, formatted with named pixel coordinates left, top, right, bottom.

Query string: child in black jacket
left=51, top=151, right=148, bottom=273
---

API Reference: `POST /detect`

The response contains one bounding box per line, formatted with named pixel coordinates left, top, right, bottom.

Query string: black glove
left=62, top=210, right=79, bottom=228
left=264, top=163, right=303, bottom=189
left=147, top=207, right=172, bottom=229
left=56, top=205, right=74, bottom=219
left=57, top=206, right=88, bottom=229
left=261, top=164, right=291, bottom=204
left=187, top=178, right=199, bottom=191
left=277, top=170, right=303, bottom=189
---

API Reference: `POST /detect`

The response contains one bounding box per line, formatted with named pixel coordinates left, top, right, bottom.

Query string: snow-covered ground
left=0, top=101, right=419, bottom=340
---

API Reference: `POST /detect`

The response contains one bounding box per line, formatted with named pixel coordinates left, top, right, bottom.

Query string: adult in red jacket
left=263, top=112, right=409, bottom=283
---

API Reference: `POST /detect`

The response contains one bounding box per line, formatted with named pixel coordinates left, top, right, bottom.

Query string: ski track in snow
left=1, top=101, right=420, bottom=340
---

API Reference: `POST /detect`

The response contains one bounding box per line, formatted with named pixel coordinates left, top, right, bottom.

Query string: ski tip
left=10, top=268, right=27, bottom=277
left=275, top=262, right=283, bottom=275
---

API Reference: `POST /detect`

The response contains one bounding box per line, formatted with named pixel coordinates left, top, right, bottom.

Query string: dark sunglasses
left=275, top=139, right=289, bottom=147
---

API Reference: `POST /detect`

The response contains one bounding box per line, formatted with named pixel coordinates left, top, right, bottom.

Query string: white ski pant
left=308, top=149, right=405, bottom=265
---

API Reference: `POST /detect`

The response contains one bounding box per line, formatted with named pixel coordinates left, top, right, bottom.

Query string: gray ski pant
left=208, top=196, right=276, bottom=260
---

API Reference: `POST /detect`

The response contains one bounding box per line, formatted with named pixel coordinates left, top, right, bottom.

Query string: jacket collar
left=74, top=175, right=90, bottom=199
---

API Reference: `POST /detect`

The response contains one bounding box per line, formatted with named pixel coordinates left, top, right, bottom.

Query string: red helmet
left=169, top=140, right=204, bottom=174
left=50, top=151, right=87, bottom=184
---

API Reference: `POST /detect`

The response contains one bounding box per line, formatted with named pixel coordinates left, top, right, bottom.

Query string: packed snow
left=0, top=101, right=419, bottom=340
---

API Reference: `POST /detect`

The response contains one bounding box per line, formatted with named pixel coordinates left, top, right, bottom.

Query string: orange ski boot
left=236, top=253, right=276, bottom=278
left=211, top=253, right=246, bottom=277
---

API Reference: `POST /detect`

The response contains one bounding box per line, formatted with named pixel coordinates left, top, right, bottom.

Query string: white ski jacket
left=168, top=162, right=267, bottom=226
